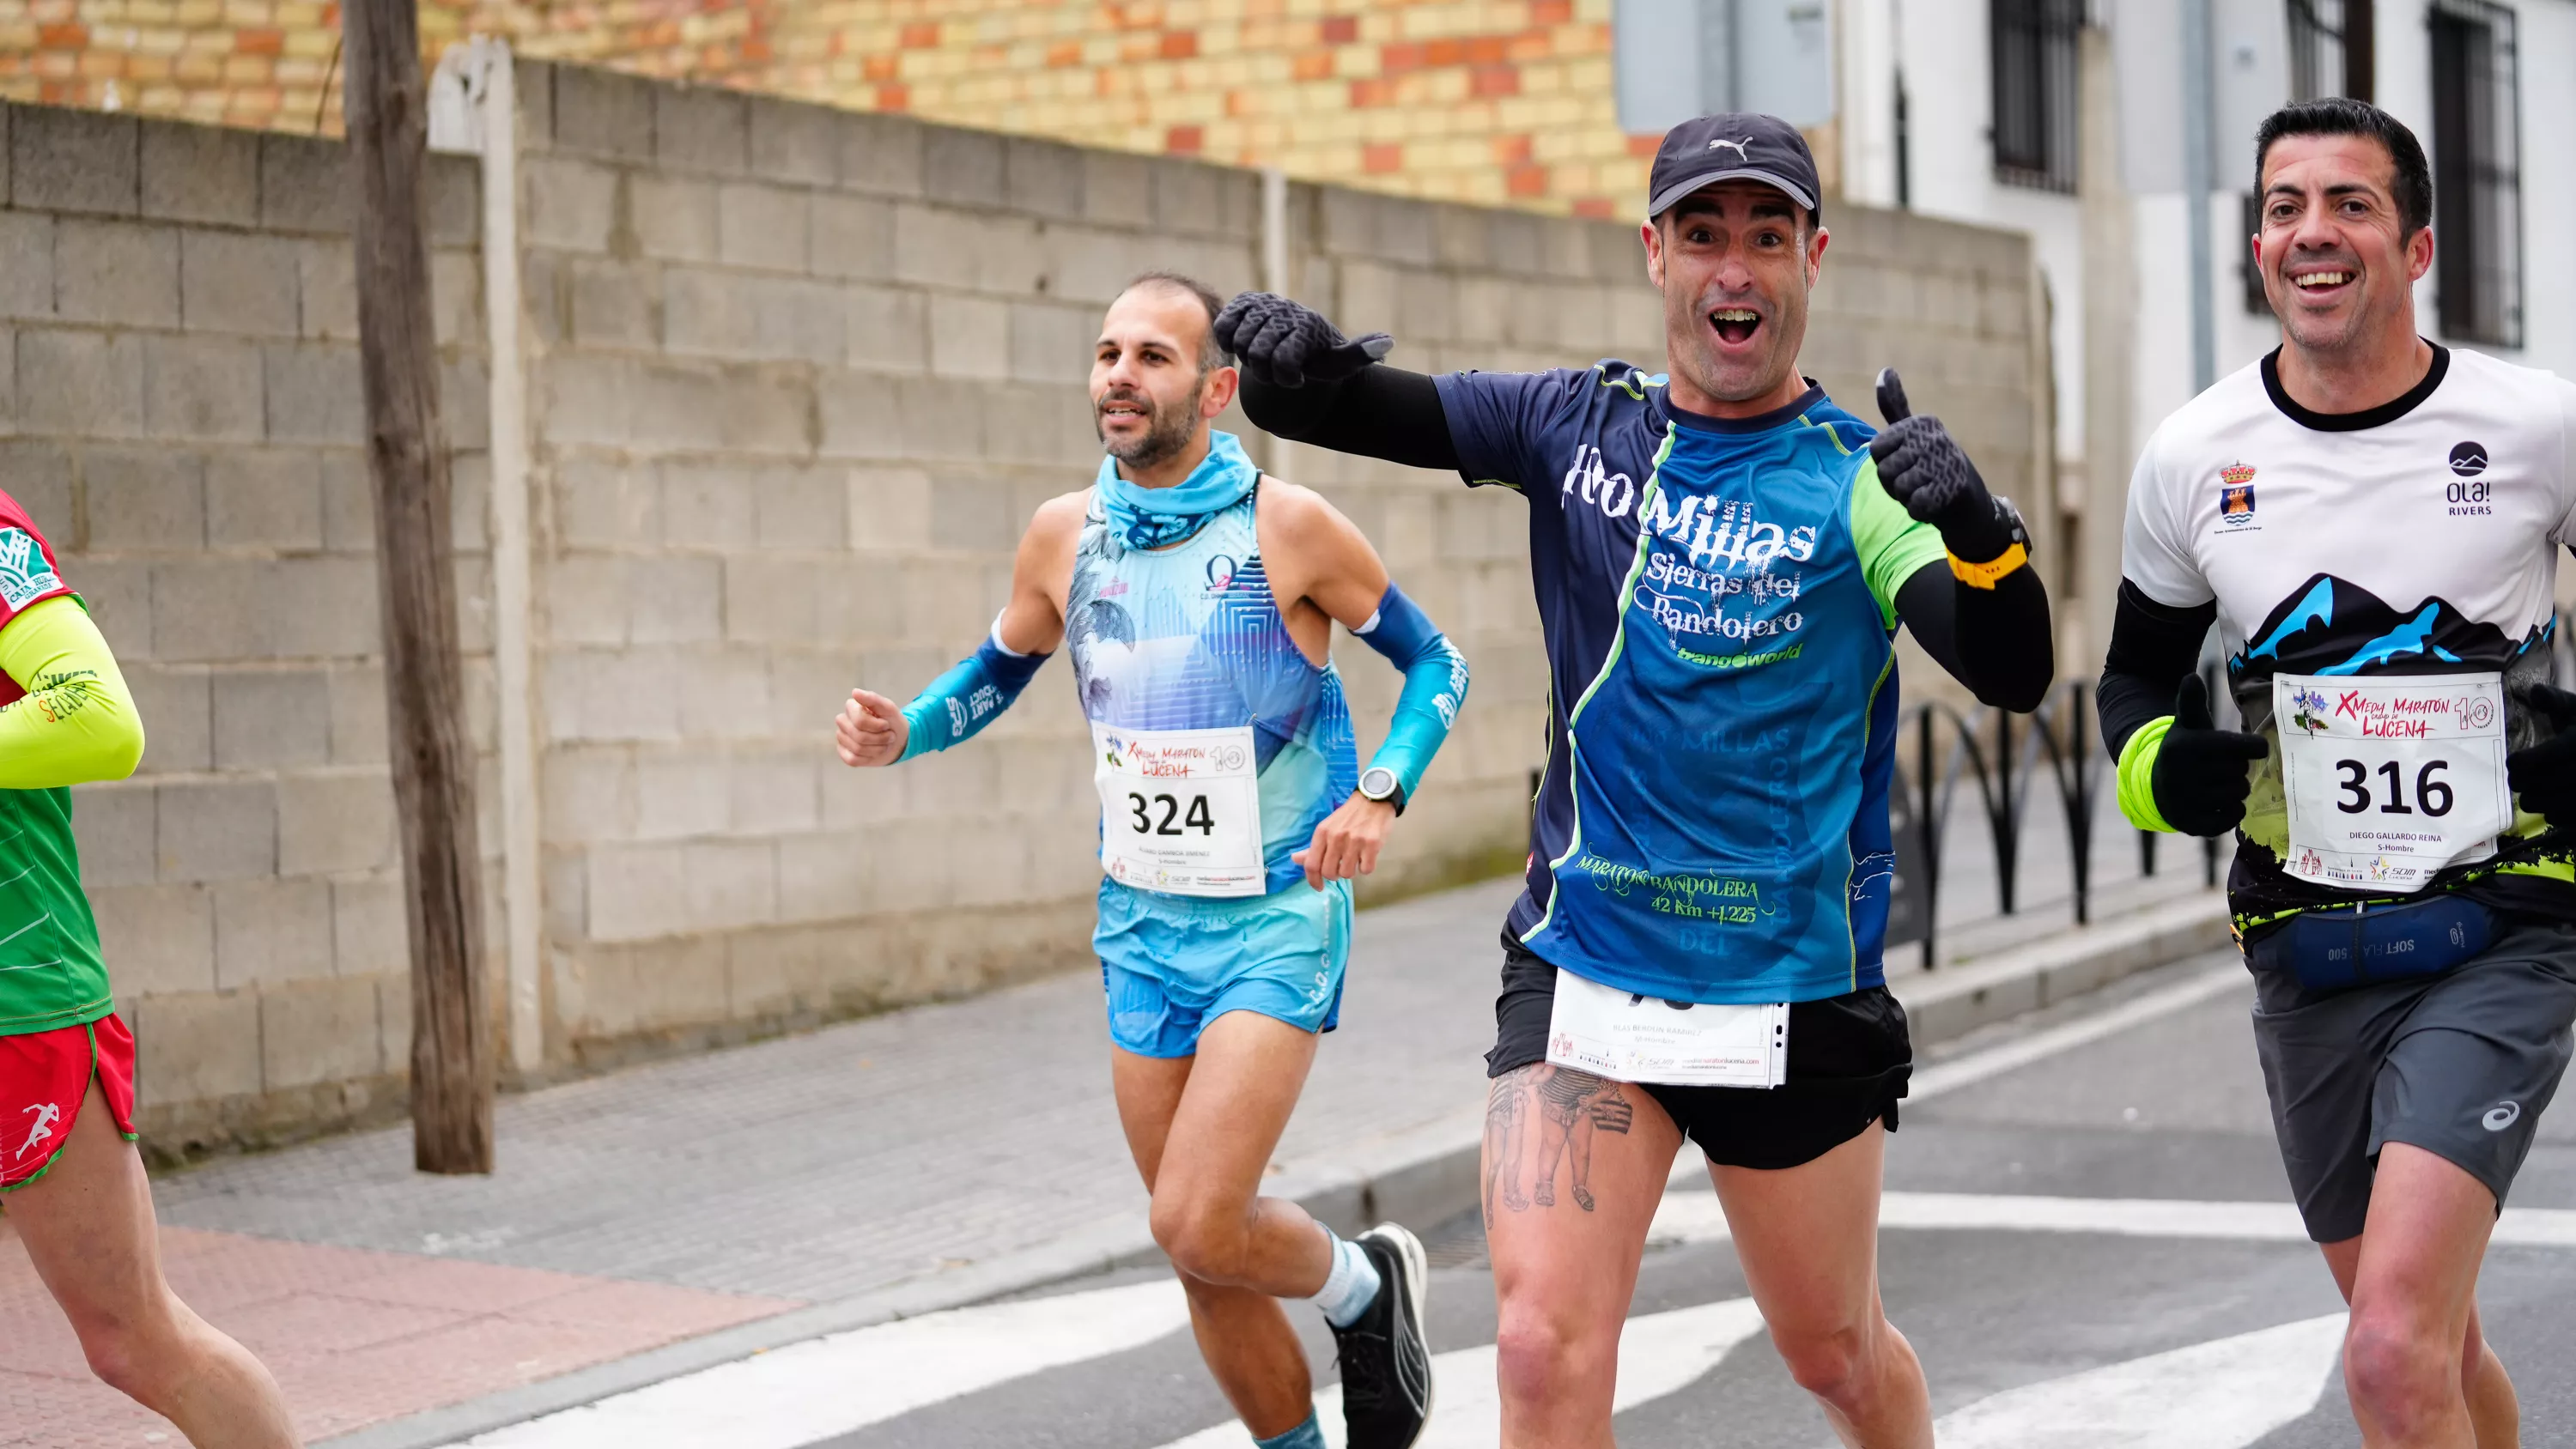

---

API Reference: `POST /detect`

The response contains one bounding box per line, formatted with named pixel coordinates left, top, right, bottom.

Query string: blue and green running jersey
left=1066, top=481, right=1359, bottom=896
left=1435, top=362, right=1947, bottom=1004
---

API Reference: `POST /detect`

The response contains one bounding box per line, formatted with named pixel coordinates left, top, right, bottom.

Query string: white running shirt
left=2123, top=344, right=2576, bottom=911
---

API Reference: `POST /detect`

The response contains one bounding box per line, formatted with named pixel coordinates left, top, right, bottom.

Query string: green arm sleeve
left=0, top=596, right=146, bottom=789
left=1848, top=456, right=1950, bottom=628
left=2115, top=715, right=2180, bottom=834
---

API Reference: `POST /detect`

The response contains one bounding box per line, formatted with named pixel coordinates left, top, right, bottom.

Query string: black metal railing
left=1889, top=674, right=2221, bottom=971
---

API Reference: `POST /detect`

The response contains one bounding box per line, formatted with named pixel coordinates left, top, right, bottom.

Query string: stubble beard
left=2271, top=247, right=2405, bottom=369
left=1668, top=289, right=1803, bottom=408
left=1097, top=379, right=1206, bottom=472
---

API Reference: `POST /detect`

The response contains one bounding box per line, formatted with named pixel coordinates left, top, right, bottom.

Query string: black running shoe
left=1330, top=1222, right=1433, bottom=1449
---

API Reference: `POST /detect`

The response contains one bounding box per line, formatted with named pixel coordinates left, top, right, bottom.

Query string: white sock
left=1309, top=1229, right=1382, bottom=1328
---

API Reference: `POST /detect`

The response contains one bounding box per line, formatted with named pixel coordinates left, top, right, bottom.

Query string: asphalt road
left=464, top=954, right=2576, bottom=1448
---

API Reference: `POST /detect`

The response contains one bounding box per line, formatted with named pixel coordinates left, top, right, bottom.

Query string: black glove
left=2152, top=675, right=2269, bottom=837
left=1212, top=292, right=1393, bottom=389
left=1868, top=368, right=2018, bottom=562
left=2506, top=682, right=2576, bottom=828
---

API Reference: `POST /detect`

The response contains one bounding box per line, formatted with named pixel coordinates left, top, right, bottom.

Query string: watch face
left=1360, top=767, right=1398, bottom=800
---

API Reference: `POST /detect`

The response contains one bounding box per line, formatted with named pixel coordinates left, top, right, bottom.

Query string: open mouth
left=1097, top=396, right=1151, bottom=426
left=2287, top=267, right=2355, bottom=301
left=1709, top=307, right=1763, bottom=347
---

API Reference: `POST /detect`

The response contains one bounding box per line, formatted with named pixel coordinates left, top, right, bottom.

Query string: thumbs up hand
left=2150, top=675, right=2270, bottom=838
left=1866, top=368, right=2020, bottom=564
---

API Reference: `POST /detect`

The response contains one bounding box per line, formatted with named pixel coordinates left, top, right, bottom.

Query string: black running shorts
left=1486, top=931, right=1912, bottom=1171
left=2251, top=914, right=2576, bottom=1243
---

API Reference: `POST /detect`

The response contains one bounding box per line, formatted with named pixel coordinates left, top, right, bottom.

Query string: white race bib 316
left=1546, top=966, right=1787, bottom=1088
left=1092, top=723, right=1266, bottom=898
left=2273, top=672, right=2512, bottom=892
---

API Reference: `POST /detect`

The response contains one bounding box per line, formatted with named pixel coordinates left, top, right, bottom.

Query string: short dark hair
left=1121, top=270, right=1233, bottom=373
left=2253, top=98, right=2433, bottom=236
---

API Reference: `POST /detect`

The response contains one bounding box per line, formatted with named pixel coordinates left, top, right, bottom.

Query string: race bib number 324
left=1091, top=722, right=1266, bottom=898
left=2273, top=672, right=2511, bottom=891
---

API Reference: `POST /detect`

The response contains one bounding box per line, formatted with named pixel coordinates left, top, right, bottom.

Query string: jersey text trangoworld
left=1066, top=479, right=1358, bottom=896
left=1437, top=363, right=1945, bottom=1004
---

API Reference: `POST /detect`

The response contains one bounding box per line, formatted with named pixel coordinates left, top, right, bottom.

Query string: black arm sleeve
left=1893, top=560, right=2056, bottom=713
left=1238, top=366, right=1459, bottom=472
left=2097, top=579, right=2217, bottom=756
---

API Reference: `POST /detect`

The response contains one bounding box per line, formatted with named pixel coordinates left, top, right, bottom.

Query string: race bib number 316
left=2273, top=672, right=2511, bottom=891
left=1092, top=723, right=1266, bottom=898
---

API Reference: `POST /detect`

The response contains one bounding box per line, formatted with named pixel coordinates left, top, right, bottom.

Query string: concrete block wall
left=0, top=66, right=2046, bottom=1146
left=0, top=100, right=495, bottom=1154
left=517, top=63, right=1279, bottom=1065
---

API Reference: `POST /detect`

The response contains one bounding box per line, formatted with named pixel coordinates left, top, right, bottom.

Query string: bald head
left=1118, top=271, right=1231, bottom=375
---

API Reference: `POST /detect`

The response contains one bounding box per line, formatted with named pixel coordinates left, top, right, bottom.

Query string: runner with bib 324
left=835, top=272, right=1458, bottom=1449
left=2099, top=98, right=2576, bottom=1448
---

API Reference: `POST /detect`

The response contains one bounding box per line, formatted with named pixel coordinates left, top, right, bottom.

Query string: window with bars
left=1990, top=0, right=2084, bottom=191
left=2430, top=0, right=2521, bottom=348
left=2287, top=0, right=2375, bottom=103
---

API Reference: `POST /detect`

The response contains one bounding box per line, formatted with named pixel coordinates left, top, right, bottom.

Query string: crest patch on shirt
left=0, top=529, right=63, bottom=611
left=2219, top=465, right=2258, bottom=528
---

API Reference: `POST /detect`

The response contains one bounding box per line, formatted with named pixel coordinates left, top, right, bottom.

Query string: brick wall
left=2, top=0, right=1651, bottom=218
left=0, top=101, right=495, bottom=1153
left=0, top=64, right=2044, bottom=1149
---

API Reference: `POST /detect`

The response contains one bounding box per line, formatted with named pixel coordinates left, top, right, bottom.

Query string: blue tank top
left=1067, top=481, right=1358, bottom=896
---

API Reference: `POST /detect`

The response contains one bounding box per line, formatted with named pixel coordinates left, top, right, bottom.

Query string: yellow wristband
left=1948, top=541, right=2030, bottom=590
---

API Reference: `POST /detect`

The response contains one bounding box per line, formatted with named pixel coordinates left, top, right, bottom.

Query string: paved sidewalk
left=1, top=864, right=2222, bottom=1446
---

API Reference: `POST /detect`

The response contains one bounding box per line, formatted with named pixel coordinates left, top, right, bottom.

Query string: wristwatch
left=1358, top=766, right=1407, bottom=815
left=1947, top=495, right=2034, bottom=590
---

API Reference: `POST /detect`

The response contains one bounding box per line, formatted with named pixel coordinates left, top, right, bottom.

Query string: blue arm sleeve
left=896, top=621, right=1052, bottom=762
left=1352, top=583, right=1467, bottom=806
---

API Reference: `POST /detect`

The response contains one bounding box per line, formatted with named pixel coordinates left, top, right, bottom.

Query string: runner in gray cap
left=1222, top=110, right=2056, bottom=1449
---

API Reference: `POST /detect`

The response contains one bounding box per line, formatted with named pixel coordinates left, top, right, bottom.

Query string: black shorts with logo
left=1486, top=931, right=1912, bottom=1170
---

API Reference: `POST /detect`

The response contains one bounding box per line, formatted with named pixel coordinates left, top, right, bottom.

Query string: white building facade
left=1815, top=0, right=2576, bottom=654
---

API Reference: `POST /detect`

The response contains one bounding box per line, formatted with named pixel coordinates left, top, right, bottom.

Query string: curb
left=1893, top=891, right=2234, bottom=1045
left=319, top=888, right=2230, bottom=1449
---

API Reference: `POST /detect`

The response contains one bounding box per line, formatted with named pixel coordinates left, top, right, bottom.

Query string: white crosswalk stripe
left=1648, top=1189, right=2576, bottom=1247
left=455, top=1278, right=1191, bottom=1449
left=1934, top=1313, right=2348, bottom=1447
left=1145, top=1297, right=1769, bottom=1449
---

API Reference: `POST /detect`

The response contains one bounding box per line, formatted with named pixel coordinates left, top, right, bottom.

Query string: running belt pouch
left=2243, top=894, right=2496, bottom=991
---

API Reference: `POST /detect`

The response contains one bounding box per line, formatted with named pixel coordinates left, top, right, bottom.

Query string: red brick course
left=0, top=1218, right=793, bottom=1444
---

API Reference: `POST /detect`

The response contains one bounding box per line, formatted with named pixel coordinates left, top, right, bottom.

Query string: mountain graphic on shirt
left=2232, top=572, right=2543, bottom=679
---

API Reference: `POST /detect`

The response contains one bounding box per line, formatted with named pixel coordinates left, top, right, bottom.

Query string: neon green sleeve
left=0, top=596, right=145, bottom=789
left=2115, top=715, right=2179, bottom=834
left=1847, top=456, right=1950, bottom=627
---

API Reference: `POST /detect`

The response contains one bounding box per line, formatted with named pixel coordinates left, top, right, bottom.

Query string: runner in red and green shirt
left=0, top=491, right=298, bottom=1446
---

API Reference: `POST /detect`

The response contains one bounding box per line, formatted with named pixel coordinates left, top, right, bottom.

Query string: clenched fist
left=1290, top=793, right=1398, bottom=890
left=835, top=688, right=908, bottom=768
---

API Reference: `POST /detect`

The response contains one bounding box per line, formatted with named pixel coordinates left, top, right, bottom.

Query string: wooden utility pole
left=342, top=0, right=495, bottom=1173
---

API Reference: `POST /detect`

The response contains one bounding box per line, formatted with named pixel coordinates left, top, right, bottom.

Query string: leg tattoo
left=1485, top=1077, right=1528, bottom=1222
left=1489, top=1065, right=1632, bottom=1216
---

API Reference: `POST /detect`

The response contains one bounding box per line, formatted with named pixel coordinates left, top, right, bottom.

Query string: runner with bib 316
left=835, top=272, right=1460, bottom=1449
left=2100, top=98, right=2576, bottom=1449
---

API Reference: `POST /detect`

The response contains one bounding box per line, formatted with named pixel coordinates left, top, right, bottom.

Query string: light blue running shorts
left=1095, top=876, right=1353, bottom=1058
